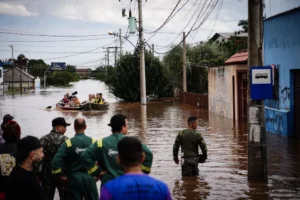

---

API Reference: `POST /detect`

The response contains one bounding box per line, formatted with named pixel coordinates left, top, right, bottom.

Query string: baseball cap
left=3, top=114, right=14, bottom=123
left=16, top=136, right=42, bottom=160
left=52, top=117, right=71, bottom=127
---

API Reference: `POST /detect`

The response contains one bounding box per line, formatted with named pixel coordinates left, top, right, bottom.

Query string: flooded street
left=1, top=80, right=300, bottom=199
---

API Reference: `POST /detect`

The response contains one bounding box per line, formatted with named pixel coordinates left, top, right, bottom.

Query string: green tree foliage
left=163, top=43, right=226, bottom=93
left=47, top=71, right=79, bottom=85
left=215, top=19, right=248, bottom=58
left=238, top=19, right=248, bottom=33
left=105, top=50, right=172, bottom=102
left=28, top=59, right=48, bottom=78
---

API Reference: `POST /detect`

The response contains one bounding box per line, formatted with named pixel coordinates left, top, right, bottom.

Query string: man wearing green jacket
left=173, top=116, right=208, bottom=176
left=52, top=118, right=98, bottom=200
left=80, top=114, right=153, bottom=186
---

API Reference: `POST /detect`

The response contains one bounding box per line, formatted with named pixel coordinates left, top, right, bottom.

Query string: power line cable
left=43, top=41, right=116, bottom=61
left=0, top=37, right=113, bottom=43
left=0, top=31, right=108, bottom=37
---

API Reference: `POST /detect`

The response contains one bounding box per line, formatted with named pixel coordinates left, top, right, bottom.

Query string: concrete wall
left=7, top=82, right=34, bottom=90
left=208, top=64, right=247, bottom=120
left=264, top=8, right=300, bottom=137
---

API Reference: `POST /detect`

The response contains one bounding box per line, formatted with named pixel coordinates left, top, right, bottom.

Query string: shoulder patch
left=66, top=139, right=72, bottom=147
left=97, top=139, right=103, bottom=147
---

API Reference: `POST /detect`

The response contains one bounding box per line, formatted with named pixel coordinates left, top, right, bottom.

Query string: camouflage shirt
left=173, top=129, right=207, bottom=161
left=40, top=130, right=68, bottom=182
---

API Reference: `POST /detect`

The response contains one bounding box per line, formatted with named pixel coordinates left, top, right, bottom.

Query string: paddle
left=46, top=91, right=78, bottom=109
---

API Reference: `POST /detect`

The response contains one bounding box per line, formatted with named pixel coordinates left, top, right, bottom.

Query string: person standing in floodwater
left=51, top=118, right=98, bottom=200
left=173, top=116, right=208, bottom=176
left=39, top=117, right=70, bottom=200
left=80, top=114, right=153, bottom=187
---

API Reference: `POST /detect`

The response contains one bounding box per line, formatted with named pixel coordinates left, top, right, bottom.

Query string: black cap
left=52, top=117, right=71, bottom=127
left=3, top=114, right=14, bottom=123
left=17, top=136, right=42, bottom=159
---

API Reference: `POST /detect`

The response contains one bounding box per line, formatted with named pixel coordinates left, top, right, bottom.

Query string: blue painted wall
left=264, top=8, right=300, bottom=137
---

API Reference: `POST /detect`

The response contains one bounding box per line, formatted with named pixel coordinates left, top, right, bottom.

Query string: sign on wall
left=250, top=66, right=273, bottom=100
left=51, top=62, right=66, bottom=71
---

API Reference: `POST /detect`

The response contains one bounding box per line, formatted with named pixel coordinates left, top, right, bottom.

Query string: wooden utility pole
left=247, top=0, right=267, bottom=182
left=138, top=0, right=147, bottom=105
left=152, top=44, right=154, bottom=56
left=9, top=45, right=14, bottom=97
left=119, top=28, right=122, bottom=56
left=183, top=32, right=187, bottom=92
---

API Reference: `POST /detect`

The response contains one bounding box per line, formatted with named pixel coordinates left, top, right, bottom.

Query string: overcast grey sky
left=0, top=0, right=298, bottom=68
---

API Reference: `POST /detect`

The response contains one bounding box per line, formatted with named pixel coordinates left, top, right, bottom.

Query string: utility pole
left=138, top=0, right=147, bottom=105
left=107, top=48, right=110, bottom=67
left=115, top=46, right=117, bottom=67
left=9, top=45, right=14, bottom=97
left=152, top=44, right=154, bottom=56
left=119, top=28, right=122, bottom=56
left=183, top=32, right=187, bottom=92
left=247, top=0, right=267, bottom=182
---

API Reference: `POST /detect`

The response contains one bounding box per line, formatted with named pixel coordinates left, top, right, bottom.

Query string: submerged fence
left=179, top=92, right=208, bottom=110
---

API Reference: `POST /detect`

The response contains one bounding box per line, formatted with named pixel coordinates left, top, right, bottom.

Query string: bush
left=105, top=51, right=172, bottom=102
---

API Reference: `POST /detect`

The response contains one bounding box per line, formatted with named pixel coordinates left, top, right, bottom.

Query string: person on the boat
left=94, top=93, right=100, bottom=104
left=62, top=95, right=69, bottom=104
left=97, top=93, right=106, bottom=104
left=92, top=94, right=96, bottom=100
left=87, top=94, right=95, bottom=103
left=69, top=97, right=80, bottom=107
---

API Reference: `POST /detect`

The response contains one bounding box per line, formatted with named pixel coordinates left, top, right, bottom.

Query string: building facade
left=264, top=7, right=300, bottom=137
left=208, top=51, right=248, bottom=121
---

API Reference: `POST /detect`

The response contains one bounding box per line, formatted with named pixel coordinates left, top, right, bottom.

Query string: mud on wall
left=208, top=66, right=234, bottom=119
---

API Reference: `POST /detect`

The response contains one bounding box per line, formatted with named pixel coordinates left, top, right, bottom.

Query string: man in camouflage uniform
left=40, top=117, right=70, bottom=200
left=173, top=116, right=208, bottom=176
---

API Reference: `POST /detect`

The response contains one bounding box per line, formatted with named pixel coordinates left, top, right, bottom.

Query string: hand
left=95, top=170, right=107, bottom=182
left=174, top=159, right=179, bottom=165
left=60, top=175, right=68, bottom=183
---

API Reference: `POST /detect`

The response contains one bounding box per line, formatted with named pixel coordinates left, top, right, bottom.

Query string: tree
left=238, top=19, right=248, bottom=33
left=28, top=59, right=49, bottom=78
left=105, top=51, right=172, bottom=102
left=163, top=43, right=226, bottom=93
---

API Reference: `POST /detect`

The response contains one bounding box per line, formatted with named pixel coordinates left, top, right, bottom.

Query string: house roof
left=210, top=32, right=248, bottom=41
left=4, top=67, right=35, bottom=82
left=224, top=50, right=248, bottom=65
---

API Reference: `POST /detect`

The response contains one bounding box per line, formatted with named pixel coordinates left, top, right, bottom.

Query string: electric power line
left=0, top=37, right=112, bottom=43
left=0, top=31, right=108, bottom=38
left=43, top=41, right=116, bottom=61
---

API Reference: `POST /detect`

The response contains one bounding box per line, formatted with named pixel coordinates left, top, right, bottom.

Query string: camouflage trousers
left=42, top=182, right=67, bottom=200
left=181, top=157, right=199, bottom=176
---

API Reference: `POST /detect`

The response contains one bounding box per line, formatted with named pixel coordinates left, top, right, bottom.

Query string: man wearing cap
left=40, top=117, right=70, bottom=200
left=0, top=114, right=14, bottom=144
left=51, top=118, right=98, bottom=200
left=6, top=135, right=44, bottom=200
left=80, top=114, right=153, bottom=187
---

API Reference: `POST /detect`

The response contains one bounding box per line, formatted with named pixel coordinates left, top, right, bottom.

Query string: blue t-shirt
left=100, top=174, right=172, bottom=200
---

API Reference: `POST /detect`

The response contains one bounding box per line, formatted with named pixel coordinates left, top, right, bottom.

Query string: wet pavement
left=1, top=79, right=300, bottom=199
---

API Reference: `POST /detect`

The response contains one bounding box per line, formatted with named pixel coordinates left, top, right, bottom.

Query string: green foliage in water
left=47, top=65, right=79, bottom=85
left=105, top=50, right=172, bottom=102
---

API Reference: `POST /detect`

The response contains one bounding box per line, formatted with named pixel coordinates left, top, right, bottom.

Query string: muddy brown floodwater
left=1, top=80, right=300, bottom=199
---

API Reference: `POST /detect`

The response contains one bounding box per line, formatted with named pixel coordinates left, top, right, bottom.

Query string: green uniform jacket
left=80, top=133, right=153, bottom=185
left=51, top=133, right=97, bottom=176
left=173, top=129, right=208, bottom=161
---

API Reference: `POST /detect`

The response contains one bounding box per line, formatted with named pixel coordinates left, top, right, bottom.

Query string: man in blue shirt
left=100, top=136, right=172, bottom=200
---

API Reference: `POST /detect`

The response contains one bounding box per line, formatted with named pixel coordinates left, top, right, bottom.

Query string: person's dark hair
left=74, top=118, right=86, bottom=131
left=2, top=120, right=21, bottom=142
left=99, top=93, right=102, bottom=96
left=108, top=114, right=127, bottom=133
left=117, top=137, right=143, bottom=167
left=187, top=116, right=197, bottom=125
